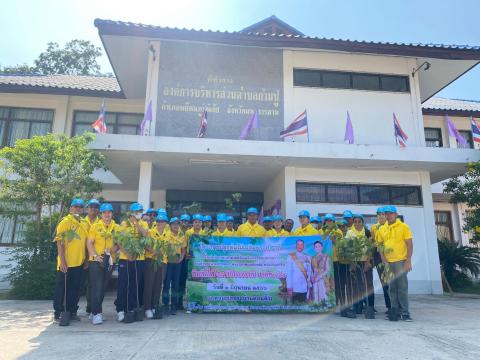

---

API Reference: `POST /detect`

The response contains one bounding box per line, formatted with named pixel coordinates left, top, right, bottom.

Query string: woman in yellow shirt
left=86, top=203, right=119, bottom=325
left=266, top=215, right=289, bottom=237
left=212, top=213, right=234, bottom=237
left=143, top=213, right=169, bottom=319
left=293, top=210, right=319, bottom=236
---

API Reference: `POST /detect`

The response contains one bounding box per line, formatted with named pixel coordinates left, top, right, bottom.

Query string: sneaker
left=92, top=314, right=103, bottom=325
left=117, top=311, right=125, bottom=322
left=401, top=314, right=413, bottom=322
left=145, top=309, right=154, bottom=319
left=88, top=313, right=93, bottom=320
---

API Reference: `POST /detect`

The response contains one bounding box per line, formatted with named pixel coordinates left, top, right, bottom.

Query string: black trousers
left=53, top=266, right=83, bottom=315
left=178, top=258, right=189, bottom=306
left=162, top=262, right=181, bottom=307
left=333, top=262, right=344, bottom=307
left=143, top=259, right=166, bottom=310
left=336, top=262, right=351, bottom=310
left=116, top=260, right=144, bottom=312
left=88, top=261, right=113, bottom=315
left=292, top=292, right=307, bottom=304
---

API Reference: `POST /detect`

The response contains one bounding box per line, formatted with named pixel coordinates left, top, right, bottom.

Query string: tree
left=443, top=161, right=480, bottom=245
left=0, top=39, right=103, bottom=75
left=0, top=133, right=107, bottom=299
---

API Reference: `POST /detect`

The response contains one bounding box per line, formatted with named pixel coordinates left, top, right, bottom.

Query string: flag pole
left=305, top=109, right=310, bottom=143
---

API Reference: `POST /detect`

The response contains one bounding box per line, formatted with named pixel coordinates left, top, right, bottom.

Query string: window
left=296, top=182, right=422, bottom=206
left=424, top=127, right=443, bottom=147
left=72, top=111, right=143, bottom=136
left=293, top=69, right=410, bottom=93
left=434, top=211, right=453, bottom=242
left=0, top=107, right=53, bottom=147
left=458, top=130, right=474, bottom=149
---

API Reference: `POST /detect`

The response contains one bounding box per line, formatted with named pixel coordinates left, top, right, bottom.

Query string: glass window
left=322, top=71, right=351, bottom=89
left=391, top=186, right=422, bottom=206
left=293, top=69, right=321, bottom=87
left=30, top=122, right=51, bottom=137
left=424, top=127, right=443, bottom=148
left=381, top=76, right=409, bottom=92
left=327, top=184, right=358, bottom=203
left=0, top=215, right=15, bottom=245
left=0, top=120, right=5, bottom=144
left=296, top=183, right=326, bottom=202
left=0, top=107, right=53, bottom=147
left=359, top=185, right=390, bottom=204
left=11, top=108, right=53, bottom=122
left=7, top=121, right=30, bottom=146
left=458, top=130, right=474, bottom=149
left=435, top=211, right=453, bottom=241
left=352, top=74, right=380, bottom=91
left=118, top=114, right=142, bottom=135
left=73, top=111, right=143, bottom=136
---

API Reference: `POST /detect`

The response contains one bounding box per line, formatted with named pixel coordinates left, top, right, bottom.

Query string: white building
left=1, top=16, right=479, bottom=293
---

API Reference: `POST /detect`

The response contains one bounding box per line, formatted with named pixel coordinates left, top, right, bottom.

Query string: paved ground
left=0, top=294, right=479, bottom=360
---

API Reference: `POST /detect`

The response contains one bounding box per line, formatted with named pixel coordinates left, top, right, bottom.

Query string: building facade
left=1, top=17, right=480, bottom=293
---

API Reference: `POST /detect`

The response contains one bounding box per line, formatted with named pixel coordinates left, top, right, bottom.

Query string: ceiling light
left=189, top=159, right=240, bottom=165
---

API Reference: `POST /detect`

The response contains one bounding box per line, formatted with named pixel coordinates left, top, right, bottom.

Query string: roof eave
left=0, top=84, right=125, bottom=99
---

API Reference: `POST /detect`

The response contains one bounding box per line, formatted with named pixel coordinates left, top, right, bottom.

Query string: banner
left=187, top=235, right=335, bottom=313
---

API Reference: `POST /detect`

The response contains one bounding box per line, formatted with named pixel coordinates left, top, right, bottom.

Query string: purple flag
left=140, top=100, right=152, bottom=136
left=446, top=115, right=467, bottom=148
left=344, top=111, right=354, bottom=144
left=239, top=110, right=259, bottom=140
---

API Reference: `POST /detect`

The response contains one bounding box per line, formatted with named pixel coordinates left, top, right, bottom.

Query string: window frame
left=71, top=110, right=144, bottom=136
left=296, top=182, right=423, bottom=206
left=0, top=106, right=54, bottom=148
left=293, top=68, right=410, bottom=93
left=458, top=130, right=474, bottom=149
left=434, top=210, right=454, bottom=242
left=424, top=127, right=443, bottom=148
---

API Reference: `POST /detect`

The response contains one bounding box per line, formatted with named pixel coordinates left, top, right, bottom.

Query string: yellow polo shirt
left=118, top=219, right=149, bottom=261
left=376, top=219, right=413, bottom=263
left=166, top=231, right=186, bottom=263
left=212, top=228, right=234, bottom=237
left=147, top=226, right=169, bottom=263
left=266, top=229, right=290, bottom=237
left=54, top=214, right=88, bottom=270
left=293, top=224, right=319, bottom=236
left=82, top=216, right=99, bottom=233
left=236, top=222, right=266, bottom=237
left=370, top=222, right=387, bottom=244
left=88, top=220, right=119, bottom=261
left=320, top=227, right=343, bottom=262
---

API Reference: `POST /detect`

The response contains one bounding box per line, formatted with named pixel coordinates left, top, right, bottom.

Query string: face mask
left=312, top=223, right=318, bottom=229
left=134, top=213, right=142, bottom=220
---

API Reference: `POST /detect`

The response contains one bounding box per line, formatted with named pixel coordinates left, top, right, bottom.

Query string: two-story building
left=1, top=16, right=479, bottom=293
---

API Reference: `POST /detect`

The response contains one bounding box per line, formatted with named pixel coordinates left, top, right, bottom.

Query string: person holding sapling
left=145, top=208, right=158, bottom=229
left=377, top=206, right=413, bottom=322
left=162, top=217, right=187, bottom=315
left=87, top=203, right=119, bottom=325
left=143, top=213, right=169, bottom=319
left=213, top=213, right=234, bottom=236
left=293, top=210, right=319, bottom=235
left=53, top=198, right=88, bottom=325
left=266, top=215, right=289, bottom=237
left=115, top=202, right=149, bottom=322
left=179, top=214, right=191, bottom=236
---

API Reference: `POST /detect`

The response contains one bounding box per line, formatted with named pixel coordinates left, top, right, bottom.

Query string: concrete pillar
left=284, top=166, right=296, bottom=221
left=420, top=171, right=443, bottom=294
left=138, top=161, right=153, bottom=208
left=144, top=40, right=161, bottom=136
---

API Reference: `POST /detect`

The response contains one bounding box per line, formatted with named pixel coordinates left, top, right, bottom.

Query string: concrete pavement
left=0, top=294, right=479, bottom=360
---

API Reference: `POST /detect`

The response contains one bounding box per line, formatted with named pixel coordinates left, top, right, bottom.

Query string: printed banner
left=187, top=235, right=335, bottom=313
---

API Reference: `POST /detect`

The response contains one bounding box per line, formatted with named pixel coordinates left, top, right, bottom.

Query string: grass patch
left=455, top=282, right=480, bottom=295
left=0, top=290, right=10, bottom=300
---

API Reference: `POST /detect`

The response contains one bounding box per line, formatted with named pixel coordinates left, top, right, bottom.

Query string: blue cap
left=129, top=202, right=143, bottom=212
left=338, top=219, right=348, bottom=226
left=247, top=207, right=258, bottom=215
left=377, top=206, right=386, bottom=214
left=156, top=213, right=168, bottom=222
left=146, top=208, right=157, bottom=215
left=323, top=213, right=336, bottom=222
left=99, top=203, right=113, bottom=212
left=353, top=213, right=364, bottom=221
left=70, top=198, right=85, bottom=207
left=226, top=215, right=234, bottom=222
left=192, top=214, right=203, bottom=221
left=343, top=210, right=353, bottom=218
left=157, top=208, right=167, bottom=215
left=87, top=199, right=100, bottom=207
left=310, top=216, right=321, bottom=223
left=203, top=215, right=212, bottom=221
left=180, top=214, right=191, bottom=221
left=384, top=205, right=398, bottom=213
left=217, top=213, right=227, bottom=222
left=169, top=217, right=180, bottom=224
left=298, top=210, right=310, bottom=218
left=263, top=216, right=273, bottom=222
left=272, top=215, right=283, bottom=222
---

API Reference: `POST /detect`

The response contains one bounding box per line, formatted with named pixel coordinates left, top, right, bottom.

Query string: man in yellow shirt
left=179, top=214, right=191, bottom=236
left=86, top=203, right=119, bottom=325
left=266, top=215, right=289, bottom=237
left=115, top=202, right=149, bottom=322
left=236, top=207, right=266, bottom=237
left=226, top=215, right=235, bottom=232
left=284, top=218, right=294, bottom=233
left=162, top=217, right=186, bottom=315
left=293, top=210, right=318, bottom=236
left=263, top=216, right=273, bottom=232
left=212, top=213, right=234, bottom=237
left=203, top=215, right=214, bottom=235
left=377, top=206, right=413, bottom=322
left=53, top=198, right=88, bottom=325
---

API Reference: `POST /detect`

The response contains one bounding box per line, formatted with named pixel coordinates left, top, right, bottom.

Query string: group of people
left=53, top=199, right=413, bottom=326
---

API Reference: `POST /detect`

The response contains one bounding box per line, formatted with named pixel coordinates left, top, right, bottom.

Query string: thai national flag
left=393, top=113, right=408, bottom=147
left=280, top=110, right=308, bottom=138
left=197, top=110, right=208, bottom=138
left=471, top=117, right=480, bottom=144
left=92, top=100, right=107, bottom=134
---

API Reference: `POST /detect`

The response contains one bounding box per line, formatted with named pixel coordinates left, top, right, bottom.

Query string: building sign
left=157, top=42, right=284, bottom=140
left=187, top=235, right=335, bottom=313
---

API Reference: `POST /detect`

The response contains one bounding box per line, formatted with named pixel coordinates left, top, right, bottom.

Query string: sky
left=1, top=0, right=479, bottom=100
